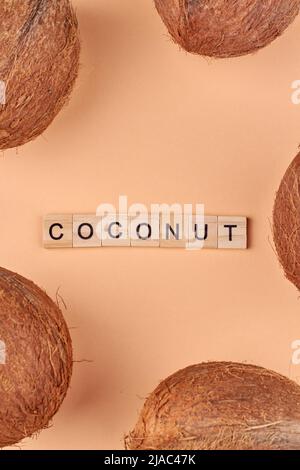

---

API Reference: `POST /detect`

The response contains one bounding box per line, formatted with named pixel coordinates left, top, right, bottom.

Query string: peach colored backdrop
left=1, top=0, right=300, bottom=450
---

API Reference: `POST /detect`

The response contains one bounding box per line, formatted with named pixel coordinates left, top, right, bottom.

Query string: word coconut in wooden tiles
left=43, top=214, right=247, bottom=250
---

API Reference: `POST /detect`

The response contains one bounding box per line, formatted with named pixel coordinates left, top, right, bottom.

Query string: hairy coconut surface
left=0, top=267, right=72, bottom=448
left=0, top=0, right=80, bottom=149
left=154, top=0, right=300, bottom=58
left=126, top=362, right=300, bottom=450
left=273, top=152, right=300, bottom=291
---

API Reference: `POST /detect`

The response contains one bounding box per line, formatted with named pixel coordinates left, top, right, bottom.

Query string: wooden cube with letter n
left=218, top=216, right=247, bottom=249
left=160, top=212, right=186, bottom=248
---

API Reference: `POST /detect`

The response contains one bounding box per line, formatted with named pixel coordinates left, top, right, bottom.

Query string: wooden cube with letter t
left=218, top=216, right=247, bottom=249
left=43, top=214, right=73, bottom=248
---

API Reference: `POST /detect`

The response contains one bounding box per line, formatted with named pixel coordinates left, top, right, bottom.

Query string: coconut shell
left=273, top=152, right=300, bottom=291
left=0, top=267, right=72, bottom=448
left=154, top=0, right=300, bottom=58
left=0, top=0, right=80, bottom=149
left=126, top=362, right=300, bottom=450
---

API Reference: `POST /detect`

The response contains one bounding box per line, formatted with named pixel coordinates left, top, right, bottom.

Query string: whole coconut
left=0, top=0, right=80, bottom=149
left=0, top=267, right=72, bottom=448
left=154, top=0, right=300, bottom=58
left=126, top=362, right=300, bottom=450
left=273, top=152, right=300, bottom=291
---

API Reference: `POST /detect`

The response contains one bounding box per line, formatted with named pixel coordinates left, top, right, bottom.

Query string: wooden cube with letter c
left=101, top=214, right=130, bottom=247
left=43, top=214, right=73, bottom=248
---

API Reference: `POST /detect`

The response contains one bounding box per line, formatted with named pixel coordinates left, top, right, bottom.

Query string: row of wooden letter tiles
left=43, top=214, right=247, bottom=250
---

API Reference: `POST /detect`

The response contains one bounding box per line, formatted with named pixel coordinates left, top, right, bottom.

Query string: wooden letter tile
left=73, top=215, right=102, bottom=248
left=43, top=214, right=73, bottom=248
left=187, top=216, right=218, bottom=249
left=130, top=214, right=160, bottom=247
left=160, top=212, right=186, bottom=248
left=101, top=214, right=130, bottom=247
left=218, top=216, right=247, bottom=249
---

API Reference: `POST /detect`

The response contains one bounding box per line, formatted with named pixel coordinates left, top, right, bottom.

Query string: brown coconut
left=273, top=152, right=300, bottom=291
left=0, top=0, right=80, bottom=149
left=154, top=0, right=300, bottom=58
left=0, top=267, right=72, bottom=448
left=126, top=362, right=300, bottom=450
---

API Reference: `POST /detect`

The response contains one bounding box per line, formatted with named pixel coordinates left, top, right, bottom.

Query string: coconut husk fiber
left=154, top=0, right=300, bottom=58
left=0, top=0, right=80, bottom=150
left=0, top=267, right=72, bottom=448
left=273, top=152, right=300, bottom=291
left=125, top=362, right=300, bottom=450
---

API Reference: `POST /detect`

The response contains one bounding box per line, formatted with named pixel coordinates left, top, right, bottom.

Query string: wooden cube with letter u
left=188, top=215, right=218, bottom=249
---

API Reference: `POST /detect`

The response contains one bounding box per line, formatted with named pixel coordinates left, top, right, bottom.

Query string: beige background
left=1, top=0, right=300, bottom=450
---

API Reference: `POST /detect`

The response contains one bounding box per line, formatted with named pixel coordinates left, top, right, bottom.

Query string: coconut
left=0, top=0, right=80, bottom=150
left=0, top=267, right=72, bottom=448
left=154, top=0, right=300, bottom=58
left=273, top=152, right=300, bottom=291
left=126, top=362, right=300, bottom=450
